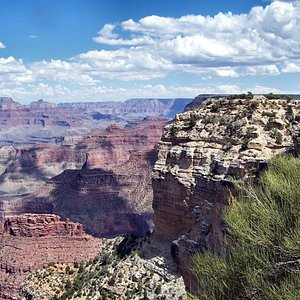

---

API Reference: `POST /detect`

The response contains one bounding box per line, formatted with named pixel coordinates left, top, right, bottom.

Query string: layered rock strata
left=0, top=97, right=191, bottom=149
left=0, top=118, right=167, bottom=236
left=0, top=214, right=101, bottom=300
left=152, top=96, right=300, bottom=292
left=0, top=118, right=167, bottom=197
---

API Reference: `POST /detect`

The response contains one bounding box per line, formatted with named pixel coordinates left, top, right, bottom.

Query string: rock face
left=0, top=117, right=167, bottom=197
left=0, top=118, right=167, bottom=237
left=152, top=96, right=300, bottom=293
left=58, top=98, right=192, bottom=119
left=0, top=214, right=101, bottom=300
left=0, top=98, right=22, bottom=110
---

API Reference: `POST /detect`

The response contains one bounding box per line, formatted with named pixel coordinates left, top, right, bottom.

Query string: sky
left=0, top=0, right=299, bottom=103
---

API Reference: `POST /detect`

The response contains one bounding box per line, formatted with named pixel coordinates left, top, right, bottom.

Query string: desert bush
left=262, top=111, right=277, bottom=118
left=265, top=93, right=280, bottom=99
left=191, top=156, right=300, bottom=300
left=211, top=102, right=221, bottom=113
left=270, top=129, right=283, bottom=144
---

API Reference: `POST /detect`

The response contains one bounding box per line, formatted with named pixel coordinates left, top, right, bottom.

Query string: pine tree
left=191, top=156, right=300, bottom=300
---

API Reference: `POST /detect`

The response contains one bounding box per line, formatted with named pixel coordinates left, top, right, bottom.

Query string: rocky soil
left=20, top=235, right=185, bottom=300
left=152, top=96, right=300, bottom=292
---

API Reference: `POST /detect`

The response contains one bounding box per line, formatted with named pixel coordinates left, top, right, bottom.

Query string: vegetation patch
left=191, top=156, right=300, bottom=300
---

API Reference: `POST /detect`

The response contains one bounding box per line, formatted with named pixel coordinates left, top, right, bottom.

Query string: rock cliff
left=152, top=96, right=300, bottom=292
left=0, top=214, right=101, bottom=300
left=0, top=118, right=167, bottom=237
left=0, top=117, right=167, bottom=197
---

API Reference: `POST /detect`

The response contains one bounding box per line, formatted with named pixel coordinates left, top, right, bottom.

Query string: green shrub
left=169, top=125, right=179, bottom=136
left=48, top=262, right=55, bottom=267
left=265, top=92, right=280, bottom=99
left=262, top=111, right=277, bottom=118
left=227, top=92, right=253, bottom=100
left=286, top=105, right=294, bottom=122
left=240, top=139, right=249, bottom=151
left=192, top=156, right=300, bottom=300
left=211, top=102, right=221, bottom=113
left=189, top=117, right=197, bottom=128
left=285, top=95, right=293, bottom=101
left=270, top=129, right=283, bottom=144
left=265, top=119, right=275, bottom=131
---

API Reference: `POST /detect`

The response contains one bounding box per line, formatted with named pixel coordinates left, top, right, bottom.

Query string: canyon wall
left=0, top=97, right=190, bottom=147
left=0, top=118, right=167, bottom=236
left=152, top=96, right=300, bottom=292
left=0, top=117, right=167, bottom=196
left=0, top=214, right=101, bottom=300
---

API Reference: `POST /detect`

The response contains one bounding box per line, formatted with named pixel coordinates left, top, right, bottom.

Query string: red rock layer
left=0, top=118, right=167, bottom=236
left=0, top=214, right=101, bottom=300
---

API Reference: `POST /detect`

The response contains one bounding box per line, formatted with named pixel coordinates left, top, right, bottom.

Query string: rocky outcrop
left=184, top=94, right=223, bottom=111
left=0, top=98, right=22, bottom=110
left=0, top=214, right=101, bottom=300
left=20, top=236, right=186, bottom=300
left=28, top=99, right=56, bottom=109
left=152, top=96, right=300, bottom=293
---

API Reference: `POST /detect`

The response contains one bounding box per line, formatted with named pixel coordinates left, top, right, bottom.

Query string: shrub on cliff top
left=191, top=156, right=300, bottom=300
left=265, top=93, right=280, bottom=99
left=227, top=92, right=254, bottom=100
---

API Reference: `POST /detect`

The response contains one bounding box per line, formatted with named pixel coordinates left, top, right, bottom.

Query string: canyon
left=0, top=118, right=167, bottom=238
left=0, top=97, right=174, bottom=299
left=2, top=94, right=300, bottom=299
left=0, top=98, right=187, bottom=299
left=0, top=97, right=190, bottom=147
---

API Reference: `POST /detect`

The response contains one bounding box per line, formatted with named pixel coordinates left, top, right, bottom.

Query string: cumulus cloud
left=92, top=1, right=300, bottom=75
left=75, top=49, right=172, bottom=80
left=30, top=59, right=100, bottom=85
left=282, top=62, right=300, bottom=72
left=0, top=57, right=34, bottom=85
left=93, top=23, right=154, bottom=46
left=0, top=42, right=5, bottom=49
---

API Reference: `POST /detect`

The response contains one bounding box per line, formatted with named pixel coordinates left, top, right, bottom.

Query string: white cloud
left=29, top=35, right=37, bottom=39
left=0, top=42, right=5, bottom=49
left=76, top=49, right=172, bottom=80
left=30, top=59, right=99, bottom=85
left=91, top=1, right=300, bottom=76
left=93, top=23, right=155, bottom=46
left=251, top=85, right=281, bottom=94
left=216, top=85, right=242, bottom=94
left=282, top=62, right=300, bottom=72
left=0, top=56, right=34, bottom=85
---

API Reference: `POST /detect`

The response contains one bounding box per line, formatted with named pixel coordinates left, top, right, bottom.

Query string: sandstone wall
left=0, top=214, right=101, bottom=300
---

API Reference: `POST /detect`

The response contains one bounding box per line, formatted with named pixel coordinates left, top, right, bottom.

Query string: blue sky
left=0, top=0, right=299, bottom=103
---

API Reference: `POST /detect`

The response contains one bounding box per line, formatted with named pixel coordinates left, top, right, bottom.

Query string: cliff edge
left=152, top=95, right=300, bottom=292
